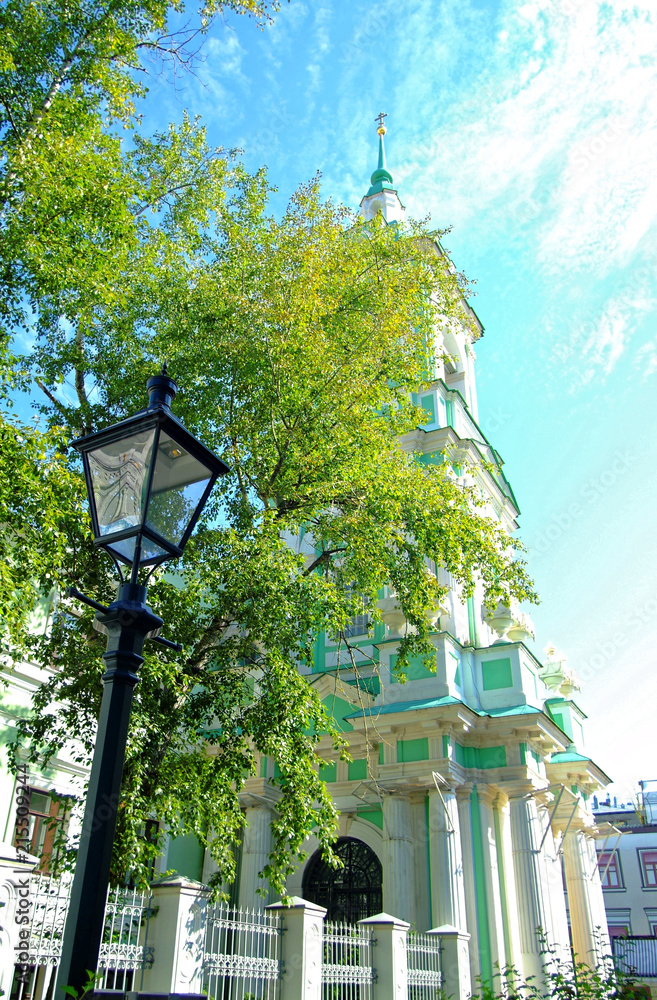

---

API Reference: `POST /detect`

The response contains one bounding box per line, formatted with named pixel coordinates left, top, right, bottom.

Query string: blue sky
left=137, top=0, right=656, bottom=793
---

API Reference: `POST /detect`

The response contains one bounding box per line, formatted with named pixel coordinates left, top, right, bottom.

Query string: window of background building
left=638, top=849, right=657, bottom=888
left=598, top=850, right=624, bottom=889
left=13, top=787, right=68, bottom=873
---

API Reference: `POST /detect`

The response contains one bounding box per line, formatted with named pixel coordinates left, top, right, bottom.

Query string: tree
left=9, top=167, right=537, bottom=894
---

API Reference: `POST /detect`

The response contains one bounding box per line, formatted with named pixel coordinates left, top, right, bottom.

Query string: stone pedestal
left=139, top=875, right=209, bottom=994
left=430, top=925, right=472, bottom=1000
left=267, top=897, right=326, bottom=1000
left=359, top=913, right=409, bottom=1000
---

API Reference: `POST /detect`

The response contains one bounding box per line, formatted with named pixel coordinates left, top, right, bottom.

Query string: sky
left=120, top=0, right=657, bottom=795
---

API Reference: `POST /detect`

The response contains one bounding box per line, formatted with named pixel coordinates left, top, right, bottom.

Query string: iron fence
left=321, top=919, right=375, bottom=1000
left=202, top=901, right=282, bottom=1000
left=407, top=931, right=442, bottom=999
left=10, top=872, right=153, bottom=1000
left=612, top=935, right=657, bottom=978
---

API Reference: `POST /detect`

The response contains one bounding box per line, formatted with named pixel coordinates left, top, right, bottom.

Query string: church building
left=229, top=120, right=614, bottom=989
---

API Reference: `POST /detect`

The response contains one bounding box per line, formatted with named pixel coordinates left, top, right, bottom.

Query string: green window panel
left=442, top=734, right=450, bottom=758
left=420, top=394, right=436, bottom=424
left=444, top=399, right=455, bottom=427
left=379, top=743, right=385, bottom=765
left=259, top=756, right=268, bottom=778
left=478, top=746, right=507, bottom=769
left=481, top=657, right=513, bottom=690
left=519, top=742, right=527, bottom=765
left=398, top=737, right=429, bottom=763
left=348, top=759, right=368, bottom=781
left=320, top=762, right=337, bottom=782
left=417, top=451, right=443, bottom=467
left=390, top=652, right=436, bottom=684
left=454, top=742, right=506, bottom=769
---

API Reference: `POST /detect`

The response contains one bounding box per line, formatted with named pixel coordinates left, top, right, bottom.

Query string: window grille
left=303, top=837, right=383, bottom=924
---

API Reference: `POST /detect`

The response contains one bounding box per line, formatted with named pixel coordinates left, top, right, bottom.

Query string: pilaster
left=456, top=784, right=480, bottom=985
left=476, top=784, right=507, bottom=974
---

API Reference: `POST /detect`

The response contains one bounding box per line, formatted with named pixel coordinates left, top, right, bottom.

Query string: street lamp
left=56, top=370, right=229, bottom=996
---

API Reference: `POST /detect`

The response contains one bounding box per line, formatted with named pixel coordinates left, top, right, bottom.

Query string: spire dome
left=366, top=113, right=395, bottom=195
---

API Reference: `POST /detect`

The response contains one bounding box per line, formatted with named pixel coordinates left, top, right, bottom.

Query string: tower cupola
left=360, top=113, right=405, bottom=223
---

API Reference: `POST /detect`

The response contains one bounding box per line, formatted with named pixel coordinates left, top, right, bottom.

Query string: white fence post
left=429, top=924, right=472, bottom=1000
left=139, top=874, right=209, bottom=995
left=358, top=912, right=409, bottom=1000
left=266, top=896, right=326, bottom=1000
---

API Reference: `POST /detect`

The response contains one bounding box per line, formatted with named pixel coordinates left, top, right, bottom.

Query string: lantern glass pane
left=145, top=432, right=213, bottom=546
left=87, top=429, right=156, bottom=537
left=105, top=535, right=170, bottom=565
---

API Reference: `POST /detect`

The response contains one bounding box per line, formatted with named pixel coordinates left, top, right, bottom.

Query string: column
left=563, top=830, right=611, bottom=968
left=456, top=784, right=480, bottom=985
left=493, top=792, right=522, bottom=969
left=383, top=794, right=414, bottom=922
left=476, top=785, right=507, bottom=975
left=239, top=802, right=273, bottom=910
left=508, top=790, right=551, bottom=981
left=536, top=800, right=571, bottom=963
left=428, top=787, right=467, bottom=931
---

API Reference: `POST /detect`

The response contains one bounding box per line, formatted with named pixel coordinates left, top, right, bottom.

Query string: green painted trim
left=425, top=794, right=433, bottom=928
left=260, top=756, right=268, bottom=778
left=379, top=743, right=385, bottom=765
left=467, top=597, right=477, bottom=647
left=453, top=743, right=507, bottom=769
left=519, top=742, right=527, bottom=766
left=493, top=804, right=512, bottom=962
left=470, top=785, right=493, bottom=984
left=313, top=629, right=326, bottom=673
left=442, top=734, right=450, bottom=758
left=357, top=807, right=383, bottom=830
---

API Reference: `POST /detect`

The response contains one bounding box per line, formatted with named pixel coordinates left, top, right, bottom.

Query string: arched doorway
left=302, top=837, right=383, bottom=923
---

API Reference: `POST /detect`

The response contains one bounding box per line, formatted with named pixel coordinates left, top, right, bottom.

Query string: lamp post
left=55, top=370, right=229, bottom=996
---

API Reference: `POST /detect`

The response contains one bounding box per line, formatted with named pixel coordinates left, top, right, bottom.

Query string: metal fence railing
left=202, top=901, right=282, bottom=1000
left=321, top=919, right=375, bottom=1000
left=612, top=936, right=657, bottom=978
left=10, top=872, right=154, bottom=1000
left=407, top=931, right=442, bottom=999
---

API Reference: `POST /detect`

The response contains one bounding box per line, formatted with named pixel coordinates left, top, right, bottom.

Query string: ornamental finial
left=375, top=111, right=388, bottom=136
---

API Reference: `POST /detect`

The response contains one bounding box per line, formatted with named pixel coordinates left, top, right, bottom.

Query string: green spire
left=366, top=113, right=395, bottom=197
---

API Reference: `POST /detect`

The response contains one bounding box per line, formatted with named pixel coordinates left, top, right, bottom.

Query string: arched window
left=302, top=837, right=383, bottom=923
